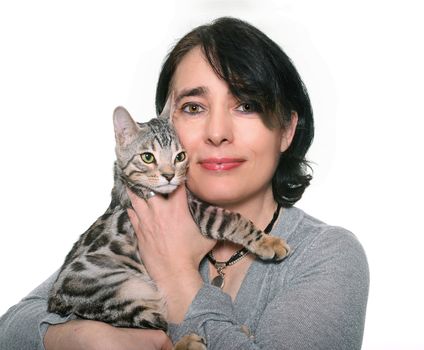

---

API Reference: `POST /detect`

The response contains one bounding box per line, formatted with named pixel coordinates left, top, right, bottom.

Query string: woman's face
left=171, top=47, right=296, bottom=207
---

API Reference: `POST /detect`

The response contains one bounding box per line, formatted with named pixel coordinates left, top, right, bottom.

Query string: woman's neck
left=211, top=186, right=279, bottom=261
left=218, top=186, right=278, bottom=230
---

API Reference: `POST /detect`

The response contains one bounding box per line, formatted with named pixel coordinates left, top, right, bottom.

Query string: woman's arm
left=169, top=227, right=369, bottom=350
left=0, top=272, right=70, bottom=350
left=126, top=185, right=216, bottom=323
left=44, top=320, right=172, bottom=350
left=127, top=186, right=369, bottom=349
left=0, top=274, right=172, bottom=350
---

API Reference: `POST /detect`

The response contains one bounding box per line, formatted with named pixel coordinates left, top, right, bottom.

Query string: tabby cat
left=48, top=106, right=290, bottom=349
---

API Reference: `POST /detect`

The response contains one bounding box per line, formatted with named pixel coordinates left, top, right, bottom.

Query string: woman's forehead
left=171, top=52, right=230, bottom=98
left=172, top=47, right=211, bottom=82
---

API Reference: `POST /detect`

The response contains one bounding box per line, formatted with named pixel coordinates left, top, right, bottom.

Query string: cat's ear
left=113, top=106, right=140, bottom=148
left=158, top=92, right=175, bottom=119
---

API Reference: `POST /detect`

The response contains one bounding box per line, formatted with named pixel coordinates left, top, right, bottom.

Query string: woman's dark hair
left=155, top=17, right=314, bottom=207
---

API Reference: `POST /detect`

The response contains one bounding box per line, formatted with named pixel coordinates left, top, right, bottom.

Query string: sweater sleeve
left=0, top=272, right=74, bottom=350
left=1, top=228, right=369, bottom=350
left=169, top=227, right=369, bottom=350
left=168, top=284, right=257, bottom=349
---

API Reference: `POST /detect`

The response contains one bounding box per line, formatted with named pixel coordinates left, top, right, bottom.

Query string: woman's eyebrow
left=174, top=86, right=208, bottom=105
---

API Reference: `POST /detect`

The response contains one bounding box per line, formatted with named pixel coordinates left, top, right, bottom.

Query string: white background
left=0, top=1, right=423, bottom=349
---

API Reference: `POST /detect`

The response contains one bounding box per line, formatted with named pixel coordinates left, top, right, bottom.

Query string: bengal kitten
left=48, top=106, right=289, bottom=349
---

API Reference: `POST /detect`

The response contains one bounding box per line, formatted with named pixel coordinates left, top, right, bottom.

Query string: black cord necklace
left=207, top=203, right=282, bottom=289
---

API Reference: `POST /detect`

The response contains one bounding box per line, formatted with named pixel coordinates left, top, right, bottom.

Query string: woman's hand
left=127, top=185, right=216, bottom=322
left=44, top=320, right=172, bottom=350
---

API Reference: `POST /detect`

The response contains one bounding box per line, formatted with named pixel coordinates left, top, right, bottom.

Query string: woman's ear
left=280, top=111, right=298, bottom=152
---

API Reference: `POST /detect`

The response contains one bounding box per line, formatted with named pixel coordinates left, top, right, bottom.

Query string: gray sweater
left=0, top=207, right=369, bottom=349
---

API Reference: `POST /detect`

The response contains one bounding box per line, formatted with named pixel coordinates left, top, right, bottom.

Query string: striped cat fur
left=47, top=106, right=290, bottom=349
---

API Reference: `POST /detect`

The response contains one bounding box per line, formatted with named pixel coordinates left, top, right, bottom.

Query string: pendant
left=211, top=274, right=225, bottom=289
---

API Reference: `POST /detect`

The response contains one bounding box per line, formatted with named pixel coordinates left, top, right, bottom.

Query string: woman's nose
left=205, top=107, right=233, bottom=146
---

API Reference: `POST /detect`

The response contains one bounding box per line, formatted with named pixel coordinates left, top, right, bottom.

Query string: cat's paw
left=174, top=333, right=207, bottom=350
left=254, top=235, right=290, bottom=261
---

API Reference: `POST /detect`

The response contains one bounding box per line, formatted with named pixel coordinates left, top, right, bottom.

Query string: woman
left=0, top=17, right=369, bottom=350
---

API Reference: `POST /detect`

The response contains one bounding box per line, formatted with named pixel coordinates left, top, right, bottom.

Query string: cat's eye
left=175, top=152, right=187, bottom=163
left=141, top=152, right=155, bottom=164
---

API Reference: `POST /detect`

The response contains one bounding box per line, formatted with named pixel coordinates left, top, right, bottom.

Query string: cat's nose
left=162, top=173, right=175, bottom=182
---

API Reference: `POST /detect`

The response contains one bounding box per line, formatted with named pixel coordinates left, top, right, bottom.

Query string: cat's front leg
left=244, top=232, right=290, bottom=260
left=186, top=191, right=290, bottom=261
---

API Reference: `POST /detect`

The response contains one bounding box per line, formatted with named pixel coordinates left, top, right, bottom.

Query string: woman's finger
left=127, top=208, right=139, bottom=228
left=166, top=183, right=188, bottom=210
left=126, top=188, right=150, bottom=216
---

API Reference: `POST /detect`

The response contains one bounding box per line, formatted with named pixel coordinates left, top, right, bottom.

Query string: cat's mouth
left=154, top=184, right=179, bottom=194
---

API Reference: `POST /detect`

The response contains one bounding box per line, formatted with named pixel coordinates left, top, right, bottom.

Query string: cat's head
left=113, top=106, right=187, bottom=194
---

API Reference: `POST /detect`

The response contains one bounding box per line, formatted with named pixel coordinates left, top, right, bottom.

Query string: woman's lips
left=199, top=158, right=245, bottom=171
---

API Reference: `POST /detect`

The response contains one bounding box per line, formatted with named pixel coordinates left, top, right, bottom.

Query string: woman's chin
left=186, top=176, right=254, bottom=207
left=189, top=187, right=243, bottom=207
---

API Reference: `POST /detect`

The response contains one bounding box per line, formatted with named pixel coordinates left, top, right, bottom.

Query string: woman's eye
left=175, top=151, right=187, bottom=163
left=182, top=103, right=204, bottom=114
left=141, top=152, right=155, bottom=164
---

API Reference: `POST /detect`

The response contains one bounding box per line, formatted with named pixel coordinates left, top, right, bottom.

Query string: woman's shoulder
left=273, top=206, right=368, bottom=275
